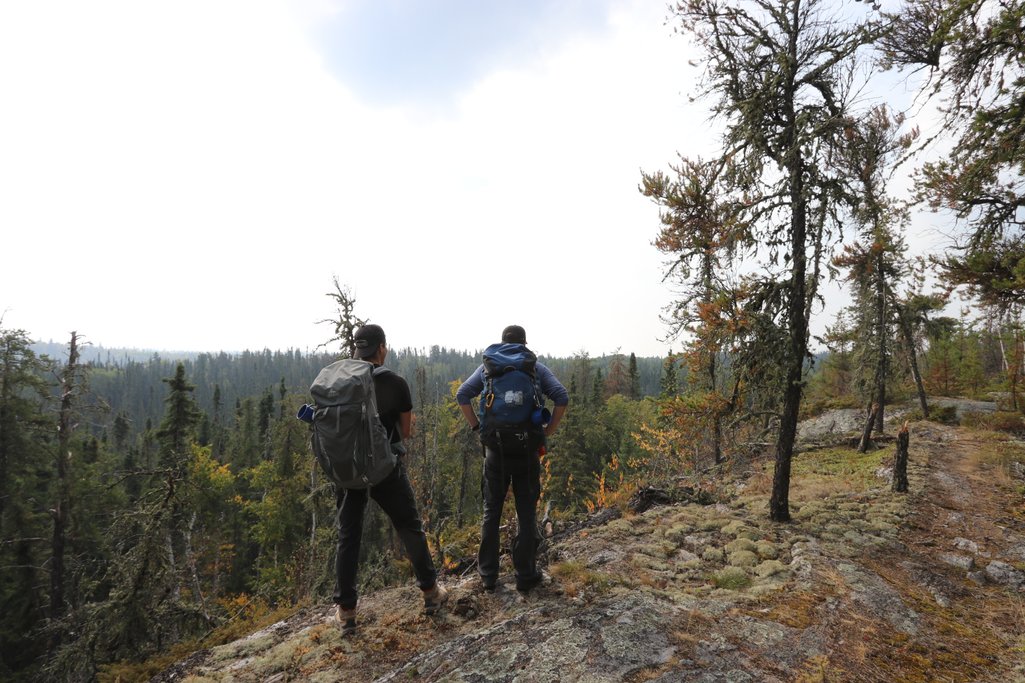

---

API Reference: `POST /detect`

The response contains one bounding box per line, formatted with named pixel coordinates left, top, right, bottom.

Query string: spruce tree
left=832, top=106, right=918, bottom=432
left=671, top=0, right=880, bottom=521
left=156, top=363, right=201, bottom=470
left=0, top=326, right=54, bottom=675
left=628, top=353, right=641, bottom=399
left=886, top=0, right=1025, bottom=307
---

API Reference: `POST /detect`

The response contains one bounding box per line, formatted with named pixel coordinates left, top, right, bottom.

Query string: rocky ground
left=152, top=409, right=1025, bottom=682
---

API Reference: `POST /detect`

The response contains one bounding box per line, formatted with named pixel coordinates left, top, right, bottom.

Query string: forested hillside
left=2, top=333, right=671, bottom=681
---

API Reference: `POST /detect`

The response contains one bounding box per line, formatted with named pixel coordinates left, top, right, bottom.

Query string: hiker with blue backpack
left=303, top=324, right=447, bottom=635
left=456, top=325, right=569, bottom=593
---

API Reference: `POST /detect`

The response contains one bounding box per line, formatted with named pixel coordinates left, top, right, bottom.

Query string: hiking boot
left=516, top=572, right=544, bottom=593
left=423, top=583, right=449, bottom=615
left=333, top=605, right=357, bottom=636
left=481, top=577, right=497, bottom=593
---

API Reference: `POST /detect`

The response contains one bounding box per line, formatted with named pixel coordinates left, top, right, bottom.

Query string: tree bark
left=50, top=331, right=79, bottom=652
left=770, top=2, right=806, bottom=524
left=873, top=250, right=887, bottom=433
left=892, top=421, right=909, bottom=492
left=858, top=403, right=879, bottom=453
left=897, top=309, right=929, bottom=418
left=184, top=511, right=209, bottom=622
left=710, top=349, right=723, bottom=465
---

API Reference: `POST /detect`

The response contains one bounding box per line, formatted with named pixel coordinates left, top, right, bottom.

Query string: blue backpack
left=478, top=343, right=545, bottom=456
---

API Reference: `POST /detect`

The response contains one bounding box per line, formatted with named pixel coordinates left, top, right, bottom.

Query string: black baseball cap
left=502, top=325, right=527, bottom=344
left=353, top=324, right=386, bottom=359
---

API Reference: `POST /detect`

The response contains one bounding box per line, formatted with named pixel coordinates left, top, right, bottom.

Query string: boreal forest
left=3, top=0, right=1025, bottom=680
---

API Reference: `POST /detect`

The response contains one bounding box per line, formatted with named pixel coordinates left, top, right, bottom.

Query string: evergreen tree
left=628, top=353, right=641, bottom=400
left=887, top=0, right=1025, bottom=307
left=0, top=326, right=54, bottom=676
left=672, top=0, right=881, bottom=521
left=660, top=351, right=679, bottom=399
left=832, top=105, right=918, bottom=432
left=156, top=363, right=201, bottom=469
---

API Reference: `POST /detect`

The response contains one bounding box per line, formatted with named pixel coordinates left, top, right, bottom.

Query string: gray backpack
left=309, top=359, right=397, bottom=489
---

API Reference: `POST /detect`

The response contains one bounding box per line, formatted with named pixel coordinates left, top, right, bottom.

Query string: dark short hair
left=353, top=324, right=386, bottom=359
left=501, top=325, right=527, bottom=344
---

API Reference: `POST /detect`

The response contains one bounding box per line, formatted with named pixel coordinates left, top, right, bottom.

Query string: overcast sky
left=0, top=0, right=947, bottom=359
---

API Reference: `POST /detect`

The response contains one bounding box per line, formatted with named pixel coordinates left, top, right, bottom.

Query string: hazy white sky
left=0, top=0, right=949, bottom=359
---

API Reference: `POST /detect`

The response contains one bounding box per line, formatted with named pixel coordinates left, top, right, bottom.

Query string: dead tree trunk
left=184, top=511, right=210, bottom=622
left=892, top=422, right=909, bottom=492
left=50, top=331, right=80, bottom=653
left=858, top=403, right=879, bottom=453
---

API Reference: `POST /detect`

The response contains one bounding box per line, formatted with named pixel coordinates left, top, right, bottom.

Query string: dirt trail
left=843, top=423, right=1025, bottom=682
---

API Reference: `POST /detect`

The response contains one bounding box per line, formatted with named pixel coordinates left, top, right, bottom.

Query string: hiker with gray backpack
left=301, top=324, right=447, bottom=635
left=456, top=325, right=569, bottom=593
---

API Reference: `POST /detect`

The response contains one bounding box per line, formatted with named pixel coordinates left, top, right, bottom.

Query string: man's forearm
left=459, top=403, right=478, bottom=428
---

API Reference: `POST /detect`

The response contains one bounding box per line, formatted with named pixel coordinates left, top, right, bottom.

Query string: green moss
left=636, top=542, right=675, bottom=558
left=702, top=546, right=726, bottom=563
left=721, top=520, right=749, bottom=536
left=712, top=567, right=752, bottom=590
left=632, top=553, right=671, bottom=572
left=725, top=538, right=758, bottom=554
left=552, top=560, right=612, bottom=593
left=755, top=541, right=780, bottom=560
left=207, top=633, right=275, bottom=664
left=791, top=446, right=888, bottom=490
left=866, top=518, right=896, bottom=533
left=794, top=504, right=822, bottom=520
left=606, top=519, right=634, bottom=534
left=250, top=637, right=306, bottom=676
left=699, top=518, right=731, bottom=532
left=811, top=514, right=835, bottom=528
left=754, top=560, right=788, bottom=578
left=728, top=550, right=759, bottom=567
left=666, top=524, right=691, bottom=544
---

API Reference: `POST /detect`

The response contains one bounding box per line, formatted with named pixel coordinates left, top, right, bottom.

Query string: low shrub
left=961, top=410, right=1025, bottom=435
left=905, top=405, right=958, bottom=425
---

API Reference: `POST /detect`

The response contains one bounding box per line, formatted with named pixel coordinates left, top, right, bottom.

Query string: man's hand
left=544, top=405, right=567, bottom=437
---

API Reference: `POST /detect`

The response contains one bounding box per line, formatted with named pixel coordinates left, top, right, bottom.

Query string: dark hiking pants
left=478, top=447, right=542, bottom=587
left=333, top=461, right=436, bottom=608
